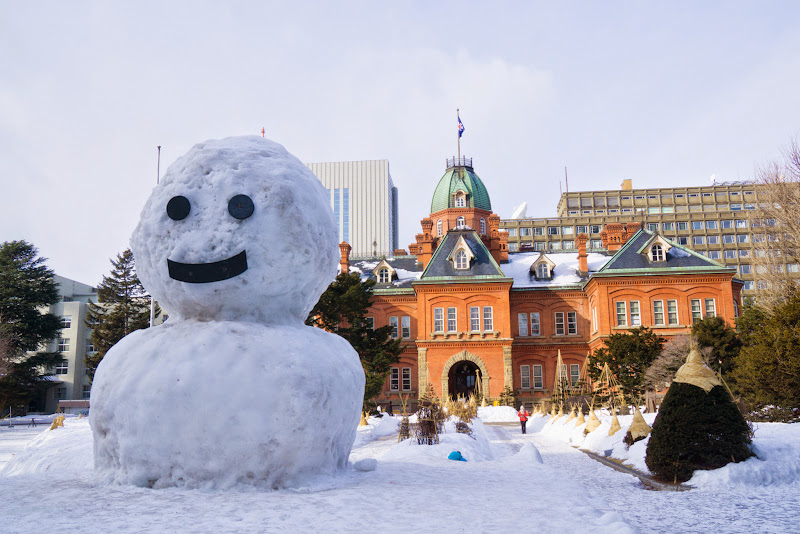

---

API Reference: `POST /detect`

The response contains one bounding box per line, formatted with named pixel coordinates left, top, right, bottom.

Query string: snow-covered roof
left=501, top=251, right=612, bottom=288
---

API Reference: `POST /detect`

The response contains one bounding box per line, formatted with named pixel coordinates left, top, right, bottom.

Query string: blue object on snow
left=448, top=451, right=467, bottom=462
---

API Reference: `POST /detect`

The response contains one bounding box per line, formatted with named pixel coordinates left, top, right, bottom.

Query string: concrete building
left=43, top=275, right=97, bottom=412
left=306, top=160, right=398, bottom=258
left=500, top=180, right=791, bottom=296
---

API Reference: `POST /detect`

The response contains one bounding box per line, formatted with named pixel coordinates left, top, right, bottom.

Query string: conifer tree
left=306, top=272, right=402, bottom=411
left=692, top=316, right=741, bottom=377
left=85, top=249, right=157, bottom=380
left=0, top=240, right=62, bottom=412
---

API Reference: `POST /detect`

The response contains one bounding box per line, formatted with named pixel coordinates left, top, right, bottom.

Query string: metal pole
left=457, top=108, right=461, bottom=164
left=150, top=146, right=161, bottom=328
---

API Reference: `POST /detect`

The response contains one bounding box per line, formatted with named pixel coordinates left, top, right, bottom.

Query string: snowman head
left=131, top=136, right=338, bottom=324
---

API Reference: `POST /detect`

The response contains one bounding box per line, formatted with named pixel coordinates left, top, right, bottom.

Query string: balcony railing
left=446, top=156, right=473, bottom=170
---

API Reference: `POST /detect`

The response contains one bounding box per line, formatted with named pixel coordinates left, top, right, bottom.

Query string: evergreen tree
left=692, top=316, right=741, bottom=377
left=645, top=381, right=752, bottom=483
left=85, top=249, right=156, bottom=380
left=732, top=292, right=800, bottom=409
left=306, top=272, right=402, bottom=411
left=0, top=241, right=62, bottom=412
left=588, top=326, right=665, bottom=400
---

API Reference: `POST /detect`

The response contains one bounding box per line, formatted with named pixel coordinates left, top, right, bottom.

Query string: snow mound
left=515, top=442, right=544, bottom=464
left=383, top=418, right=494, bottom=463
left=476, top=405, right=519, bottom=422
left=1, top=419, right=93, bottom=476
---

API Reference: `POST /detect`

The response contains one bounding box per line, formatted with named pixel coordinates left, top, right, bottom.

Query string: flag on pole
left=458, top=115, right=465, bottom=138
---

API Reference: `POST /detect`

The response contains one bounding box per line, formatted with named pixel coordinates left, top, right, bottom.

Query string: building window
left=57, top=338, right=69, bottom=352
left=722, top=235, right=735, bottom=244
left=708, top=251, right=721, bottom=260
left=740, top=264, right=752, bottom=274
left=455, top=250, right=469, bottom=269
left=662, top=222, right=674, bottom=231
left=577, top=225, right=588, bottom=234
left=447, top=307, right=457, bottom=332
left=437, top=219, right=442, bottom=236
left=744, top=281, right=755, bottom=290
left=434, top=308, right=444, bottom=332
left=60, top=316, right=72, bottom=329
left=616, top=301, right=627, bottom=326
left=705, top=299, right=716, bottom=318
left=55, top=387, right=66, bottom=400
left=667, top=300, right=678, bottom=325
left=706, top=221, right=718, bottom=229
left=693, top=236, right=705, bottom=245
left=549, top=241, right=562, bottom=251
left=722, top=220, right=733, bottom=229
left=55, top=360, right=69, bottom=375
left=677, top=222, right=689, bottom=231
left=691, top=221, right=703, bottom=230
left=521, top=365, right=531, bottom=389
left=378, top=268, right=390, bottom=284
left=653, top=300, right=665, bottom=325
left=518, top=313, right=528, bottom=336
left=390, top=368, right=399, bottom=391
left=533, top=227, right=544, bottom=236
left=389, top=316, right=399, bottom=339
left=630, top=301, right=641, bottom=326
left=533, top=365, right=543, bottom=389
left=691, top=299, right=702, bottom=323
left=537, top=263, right=549, bottom=279
left=456, top=216, right=466, bottom=227
left=480, top=218, right=486, bottom=234
left=365, top=317, right=375, bottom=330
left=520, top=227, right=531, bottom=237
left=529, top=312, right=541, bottom=335
left=507, top=228, right=517, bottom=237
left=708, top=235, right=719, bottom=245
left=470, top=307, right=481, bottom=331
left=677, top=237, right=689, bottom=245
left=592, top=307, right=597, bottom=332
left=483, top=306, right=493, bottom=331
left=402, top=367, right=411, bottom=391
left=401, top=316, right=411, bottom=339
left=567, top=311, right=577, bottom=334
left=555, top=312, right=565, bottom=335
left=647, top=223, right=659, bottom=232
left=590, top=225, right=602, bottom=234
left=737, top=234, right=749, bottom=244
left=570, top=364, right=580, bottom=386
left=548, top=227, right=560, bottom=235
left=82, top=385, right=91, bottom=399
left=561, top=226, right=574, bottom=235
left=651, top=245, right=664, bottom=262
left=739, top=249, right=749, bottom=258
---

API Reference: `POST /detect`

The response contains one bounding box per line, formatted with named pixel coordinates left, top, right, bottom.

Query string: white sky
left=2, top=1, right=799, bottom=285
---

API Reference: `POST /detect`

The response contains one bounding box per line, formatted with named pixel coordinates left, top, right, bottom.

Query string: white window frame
left=530, top=312, right=540, bottom=335
left=483, top=306, right=493, bottom=331
left=57, top=338, right=69, bottom=352
left=437, top=219, right=442, bottom=236
left=389, top=316, right=399, bottom=339
left=651, top=245, right=664, bottom=262
left=518, top=313, right=528, bottom=337
left=455, top=250, right=468, bottom=269
left=616, top=301, right=627, bottom=327
left=691, top=299, right=702, bottom=323
left=567, top=311, right=577, bottom=335
left=390, top=368, right=400, bottom=391
left=570, top=364, right=580, bottom=386
left=378, top=268, right=390, bottom=284
left=653, top=300, right=664, bottom=325
left=592, top=307, right=597, bottom=333
left=667, top=300, right=679, bottom=325
left=555, top=312, right=565, bottom=335
left=704, top=299, right=716, bottom=318
left=60, top=316, right=72, bottom=329
left=533, top=365, right=543, bottom=389
left=447, top=307, right=457, bottom=332
left=401, top=316, right=411, bottom=339
left=402, top=367, right=411, bottom=391
left=470, top=307, right=480, bottom=331
left=433, top=308, right=444, bottom=332
left=54, top=360, right=69, bottom=375
left=629, top=301, right=641, bottom=326
left=520, top=365, right=531, bottom=389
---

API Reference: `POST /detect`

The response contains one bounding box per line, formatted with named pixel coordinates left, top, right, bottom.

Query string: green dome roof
left=430, top=165, right=492, bottom=213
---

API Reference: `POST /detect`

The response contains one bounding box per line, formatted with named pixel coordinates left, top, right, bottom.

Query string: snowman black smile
left=167, top=250, right=248, bottom=283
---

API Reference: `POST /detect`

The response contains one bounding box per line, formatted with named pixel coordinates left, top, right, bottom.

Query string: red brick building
left=342, top=159, right=742, bottom=409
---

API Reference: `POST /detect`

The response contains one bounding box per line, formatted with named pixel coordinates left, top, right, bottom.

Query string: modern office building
left=500, top=180, right=792, bottom=296
left=306, top=160, right=399, bottom=258
left=42, top=275, right=98, bottom=412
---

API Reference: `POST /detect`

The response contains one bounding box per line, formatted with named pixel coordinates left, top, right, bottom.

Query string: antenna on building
left=565, top=167, right=569, bottom=193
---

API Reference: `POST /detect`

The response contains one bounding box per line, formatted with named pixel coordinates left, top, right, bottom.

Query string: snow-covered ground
left=1, top=408, right=798, bottom=533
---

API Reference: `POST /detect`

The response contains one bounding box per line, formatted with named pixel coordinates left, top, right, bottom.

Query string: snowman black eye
left=228, top=194, right=254, bottom=220
left=166, top=196, right=191, bottom=221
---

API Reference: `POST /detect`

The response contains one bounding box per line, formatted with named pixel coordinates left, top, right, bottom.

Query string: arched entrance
left=441, top=350, right=491, bottom=400
left=448, top=360, right=480, bottom=399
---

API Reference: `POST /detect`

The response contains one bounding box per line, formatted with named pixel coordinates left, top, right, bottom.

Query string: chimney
left=620, top=179, right=633, bottom=190
left=601, top=222, right=642, bottom=252
left=338, top=241, right=351, bottom=274
left=576, top=233, right=588, bottom=276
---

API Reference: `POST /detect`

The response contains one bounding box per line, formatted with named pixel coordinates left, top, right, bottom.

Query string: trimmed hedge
left=645, top=382, right=752, bottom=483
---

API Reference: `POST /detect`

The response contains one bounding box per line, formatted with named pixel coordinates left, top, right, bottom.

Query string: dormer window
left=651, top=244, right=664, bottom=262
left=372, top=259, right=397, bottom=284
left=456, top=216, right=466, bottom=227
left=454, top=190, right=467, bottom=207
left=455, top=250, right=468, bottom=269
left=447, top=235, right=476, bottom=270
left=537, top=263, right=549, bottom=278
left=480, top=218, right=486, bottom=234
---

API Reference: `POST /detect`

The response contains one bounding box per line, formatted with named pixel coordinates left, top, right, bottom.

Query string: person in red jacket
left=518, top=405, right=530, bottom=434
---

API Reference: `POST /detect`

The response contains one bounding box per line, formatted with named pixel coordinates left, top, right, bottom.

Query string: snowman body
left=90, top=136, right=364, bottom=488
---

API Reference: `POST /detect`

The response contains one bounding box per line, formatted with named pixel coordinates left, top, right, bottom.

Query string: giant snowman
left=90, top=136, right=365, bottom=489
